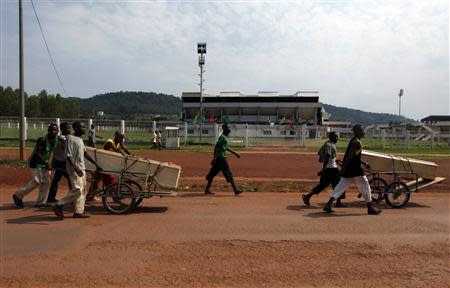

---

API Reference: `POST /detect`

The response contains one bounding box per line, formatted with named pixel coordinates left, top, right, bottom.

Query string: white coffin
left=361, top=150, right=437, bottom=180
left=85, top=147, right=181, bottom=189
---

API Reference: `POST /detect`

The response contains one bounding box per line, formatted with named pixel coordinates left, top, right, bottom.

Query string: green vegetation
left=0, top=86, right=88, bottom=118
left=323, top=104, right=415, bottom=125
left=81, top=91, right=181, bottom=119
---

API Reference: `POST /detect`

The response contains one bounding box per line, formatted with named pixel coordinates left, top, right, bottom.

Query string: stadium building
left=181, top=91, right=324, bottom=125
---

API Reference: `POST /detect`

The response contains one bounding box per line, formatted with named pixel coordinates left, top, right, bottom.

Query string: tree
left=26, top=95, right=41, bottom=117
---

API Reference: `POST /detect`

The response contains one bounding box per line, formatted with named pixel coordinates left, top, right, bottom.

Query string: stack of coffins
left=84, top=147, right=181, bottom=189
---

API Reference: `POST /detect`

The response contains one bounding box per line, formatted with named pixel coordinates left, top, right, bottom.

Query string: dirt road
left=1, top=190, right=449, bottom=288
left=1, top=150, right=449, bottom=287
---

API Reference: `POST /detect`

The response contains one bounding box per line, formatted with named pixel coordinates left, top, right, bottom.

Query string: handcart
left=85, top=147, right=181, bottom=214
left=361, top=152, right=446, bottom=208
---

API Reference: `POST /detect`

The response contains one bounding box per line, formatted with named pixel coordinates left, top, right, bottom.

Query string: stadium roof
left=421, top=115, right=450, bottom=122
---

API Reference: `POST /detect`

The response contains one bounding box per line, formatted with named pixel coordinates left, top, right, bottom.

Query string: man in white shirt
left=302, top=132, right=345, bottom=206
left=53, top=121, right=101, bottom=219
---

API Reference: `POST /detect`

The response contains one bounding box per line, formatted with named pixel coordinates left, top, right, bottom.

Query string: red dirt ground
left=1, top=148, right=449, bottom=287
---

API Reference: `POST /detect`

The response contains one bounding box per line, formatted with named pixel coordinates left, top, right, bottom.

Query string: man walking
left=53, top=121, right=101, bottom=219
left=302, top=132, right=345, bottom=207
left=13, top=123, right=58, bottom=208
left=87, top=124, right=102, bottom=148
left=46, top=122, right=71, bottom=204
left=205, top=124, right=242, bottom=196
left=323, top=124, right=381, bottom=215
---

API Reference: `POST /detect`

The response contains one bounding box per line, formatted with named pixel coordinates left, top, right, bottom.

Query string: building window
left=202, top=129, right=209, bottom=135
left=188, top=129, right=194, bottom=134
left=263, top=130, right=272, bottom=135
left=280, top=130, right=286, bottom=135
left=290, top=130, right=296, bottom=136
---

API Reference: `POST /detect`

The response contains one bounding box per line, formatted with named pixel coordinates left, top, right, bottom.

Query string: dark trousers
left=206, top=157, right=234, bottom=183
left=311, top=168, right=345, bottom=199
left=47, top=160, right=70, bottom=202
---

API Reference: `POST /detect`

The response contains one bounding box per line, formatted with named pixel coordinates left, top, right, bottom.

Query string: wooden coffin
left=361, top=150, right=437, bottom=180
left=85, top=147, right=181, bottom=189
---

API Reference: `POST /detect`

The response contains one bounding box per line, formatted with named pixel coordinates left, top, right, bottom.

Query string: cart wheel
left=369, top=177, right=388, bottom=204
left=124, top=179, right=145, bottom=208
left=85, top=170, right=101, bottom=200
left=102, top=182, right=136, bottom=214
left=384, top=181, right=411, bottom=208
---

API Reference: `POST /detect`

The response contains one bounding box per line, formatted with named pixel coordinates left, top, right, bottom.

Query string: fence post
left=300, top=124, right=307, bottom=148
left=120, top=120, right=125, bottom=134
left=56, top=118, right=61, bottom=136
left=88, top=118, right=93, bottom=130
left=24, top=117, right=28, bottom=141
left=381, top=130, right=386, bottom=150
left=245, top=124, right=249, bottom=147
left=405, top=130, right=410, bottom=149
left=184, top=122, right=188, bottom=145
left=152, top=121, right=157, bottom=134
left=8, top=122, right=10, bottom=129
left=431, top=131, right=435, bottom=149
left=214, top=123, right=219, bottom=143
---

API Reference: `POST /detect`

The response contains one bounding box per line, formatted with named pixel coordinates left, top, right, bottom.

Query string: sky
left=1, top=0, right=448, bottom=120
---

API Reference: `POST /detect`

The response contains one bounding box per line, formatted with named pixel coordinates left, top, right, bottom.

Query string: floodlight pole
left=197, top=43, right=206, bottom=143
left=398, top=89, right=404, bottom=117
left=199, top=62, right=204, bottom=142
left=19, top=0, right=26, bottom=161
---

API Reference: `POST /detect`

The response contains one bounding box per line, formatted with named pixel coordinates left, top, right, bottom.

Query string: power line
left=30, top=0, right=69, bottom=98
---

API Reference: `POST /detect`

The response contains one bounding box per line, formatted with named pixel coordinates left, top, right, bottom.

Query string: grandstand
left=181, top=91, right=323, bottom=124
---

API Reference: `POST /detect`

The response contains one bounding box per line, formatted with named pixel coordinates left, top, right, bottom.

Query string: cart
left=86, top=159, right=177, bottom=214
left=362, top=156, right=445, bottom=208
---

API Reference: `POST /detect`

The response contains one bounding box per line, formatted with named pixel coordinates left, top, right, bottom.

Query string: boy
left=47, top=122, right=71, bottom=204
left=13, top=123, right=58, bottom=208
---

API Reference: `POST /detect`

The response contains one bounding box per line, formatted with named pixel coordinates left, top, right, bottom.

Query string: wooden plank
left=85, top=147, right=181, bottom=189
left=361, top=150, right=437, bottom=180
left=406, top=177, right=446, bottom=192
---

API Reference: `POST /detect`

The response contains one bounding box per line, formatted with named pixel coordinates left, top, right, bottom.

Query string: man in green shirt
left=13, top=123, right=58, bottom=208
left=205, top=124, right=242, bottom=195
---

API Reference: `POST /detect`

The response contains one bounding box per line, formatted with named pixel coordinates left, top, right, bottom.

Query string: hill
left=323, top=104, right=414, bottom=125
left=81, top=91, right=181, bottom=117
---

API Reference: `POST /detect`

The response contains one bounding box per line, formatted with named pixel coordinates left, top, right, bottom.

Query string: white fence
left=1, top=117, right=449, bottom=150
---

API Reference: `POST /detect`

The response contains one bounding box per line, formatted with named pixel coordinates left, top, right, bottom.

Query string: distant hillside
left=323, top=104, right=414, bottom=125
left=79, top=91, right=414, bottom=124
left=81, top=91, right=182, bottom=116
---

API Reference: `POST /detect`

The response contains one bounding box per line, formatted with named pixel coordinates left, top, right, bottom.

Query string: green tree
left=26, top=95, right=41, bottom=117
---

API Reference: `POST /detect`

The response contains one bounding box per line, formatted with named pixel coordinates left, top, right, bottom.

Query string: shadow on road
left=6, top=214, right=58, bottom=225
left=133, top=206, right=168, bottom=214
left=304, top=211, right=363, bottom=218
left=180, top=192, right=240, bottom=198
left=286, top=205, right=316, bottom=211
left=84, top=205, right=168, bottom=214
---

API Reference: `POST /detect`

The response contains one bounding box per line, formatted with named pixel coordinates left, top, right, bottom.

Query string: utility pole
left=197, top=43, right=206, bottom=142
left=19, top=0, right=26, bottom=160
